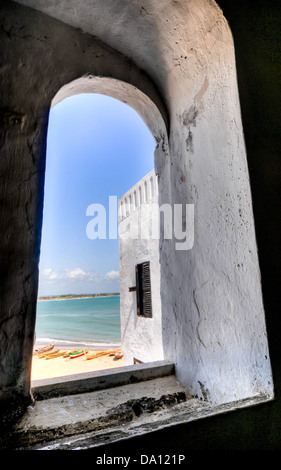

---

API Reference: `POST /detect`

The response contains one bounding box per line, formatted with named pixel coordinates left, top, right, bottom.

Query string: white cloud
left=64, top=268, right=100, bottom=282
left=104, top=270, right=120, bottom=281
left=49, top=271, right=58, bottom=280
left=40, top=268, right=51, bottom=277
left=65, top=267, right=87, bottom=280
left=40, top=267, right=105, bottom=284
left=40, top=268, right=58, bottom=280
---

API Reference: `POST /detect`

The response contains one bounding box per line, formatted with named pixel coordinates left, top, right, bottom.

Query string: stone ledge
left=31, top=360, right=175, bottom=400
left=8, top=375, right=188, bottom=449
left=11, top=382, right=273, bottom=450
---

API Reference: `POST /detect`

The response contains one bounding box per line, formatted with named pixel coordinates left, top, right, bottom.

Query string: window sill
left=9, top=361, right=274, bottom=450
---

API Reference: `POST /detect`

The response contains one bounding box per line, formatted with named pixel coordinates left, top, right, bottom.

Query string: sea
left=35, top=295, right=121, bottom=350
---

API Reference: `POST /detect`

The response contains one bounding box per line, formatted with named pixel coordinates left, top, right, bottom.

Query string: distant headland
left=38, top=293, right=120, bottom=301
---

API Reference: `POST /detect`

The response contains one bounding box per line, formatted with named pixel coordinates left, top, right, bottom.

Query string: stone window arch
left=0, top=0, right=273, bottom=429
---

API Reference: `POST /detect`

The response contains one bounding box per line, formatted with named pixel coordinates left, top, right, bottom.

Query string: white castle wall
left=118, top=170, right=164, bottom=365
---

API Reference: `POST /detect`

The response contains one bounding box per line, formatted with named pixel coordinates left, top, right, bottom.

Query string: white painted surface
left=15, top=0, right=274, bottom=404
left=119, top=170, right=164, bottom=365
left=51, top=76, right=167, bottom=141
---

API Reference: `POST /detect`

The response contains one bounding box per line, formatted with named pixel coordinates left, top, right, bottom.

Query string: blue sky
left=38, top=93, right=155, bottom=296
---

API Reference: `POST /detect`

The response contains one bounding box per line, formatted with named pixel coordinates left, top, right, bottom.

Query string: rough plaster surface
left=0, top=0, right=274, bottom=417
left=0, top=0, right=167, bottom=411
left=119, top=170, right=164, bottom=365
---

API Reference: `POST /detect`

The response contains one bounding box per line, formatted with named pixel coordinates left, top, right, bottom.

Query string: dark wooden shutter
left=136, top=264, right=141, bottom=315
left=142, top=262, right=152, bottom=318
left=135, top=261, right=152, bottom=318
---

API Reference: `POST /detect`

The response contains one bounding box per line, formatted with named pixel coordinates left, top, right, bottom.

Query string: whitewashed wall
left=11, top=0, right=274, bottom=406
left=118, top=170, right=164, bottom=365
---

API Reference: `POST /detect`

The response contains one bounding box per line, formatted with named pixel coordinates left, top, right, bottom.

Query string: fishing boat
left=69, top=348, right=89, bottom=359
left=85, top=350, right=114, bottom=360
left=63, top=349, right=81, bottom=358
left=38, top=348, right=60, bottom=358
left=33, top=342, right=56, bottom=355
left=45, top=350, right=67, bottom=359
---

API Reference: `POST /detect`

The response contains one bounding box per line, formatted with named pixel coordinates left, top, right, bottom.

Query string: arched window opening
left=32, top=93, right=157, bottom=382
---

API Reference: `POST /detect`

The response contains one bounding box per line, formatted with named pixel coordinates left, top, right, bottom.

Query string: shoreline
left=34, top=338, right=121, bottom=352
left=37, top=294, right=120, bottom=302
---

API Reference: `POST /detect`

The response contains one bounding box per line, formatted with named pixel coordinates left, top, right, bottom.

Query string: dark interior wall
left=0, top=0, right=166, bottom=419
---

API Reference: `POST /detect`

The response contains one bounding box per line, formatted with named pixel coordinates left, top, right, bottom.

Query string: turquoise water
left=35, top=296, right=121, bottom=349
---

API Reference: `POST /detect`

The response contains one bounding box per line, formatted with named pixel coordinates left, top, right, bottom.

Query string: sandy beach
left=31, top=347, right=124, bottom=381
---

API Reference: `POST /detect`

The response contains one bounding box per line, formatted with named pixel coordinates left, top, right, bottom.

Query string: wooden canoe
left=85, top=350, right=114, bottom=360
left=69, top=348, right=89, bottom=359
left=33, top=342, right=56, bottom=355
left=38, top=348, right=60, bottom=358
left=63, top=349, right=81, bottom=358
left=45, top=350, right=67, bottom=359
